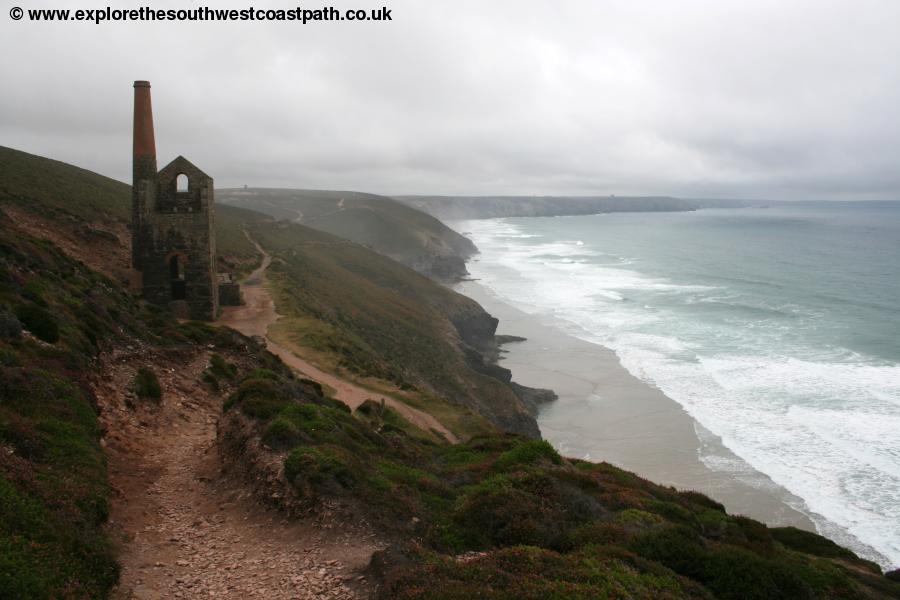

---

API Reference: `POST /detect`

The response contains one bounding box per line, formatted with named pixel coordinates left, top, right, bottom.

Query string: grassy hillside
left=250, top=219, right=540, bottom=438
left=0, top=146, right=268, bottom=277
left=219, top=188, right=477, bottom=281
left=224, top=360, right=900, bottom=600
left=0, top=146, right=130, bottom=222
left=0, top=216, right=122, bottom=596
left=215, top=203, right=272, bottom=275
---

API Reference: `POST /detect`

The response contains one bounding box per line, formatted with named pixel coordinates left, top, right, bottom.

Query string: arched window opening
left=169, top=255, right=187, bottom=300
left=176, top=173, right=189, bottom=192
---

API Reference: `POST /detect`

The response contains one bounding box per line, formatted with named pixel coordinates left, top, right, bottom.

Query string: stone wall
left=218, top=281, right=242, bottom=306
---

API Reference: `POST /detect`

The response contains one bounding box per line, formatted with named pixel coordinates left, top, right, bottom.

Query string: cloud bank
left=1, top=0, right=899, bottom=199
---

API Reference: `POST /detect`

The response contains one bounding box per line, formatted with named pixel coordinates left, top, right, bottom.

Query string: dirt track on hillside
left=219, top=236, right=458, bottom=443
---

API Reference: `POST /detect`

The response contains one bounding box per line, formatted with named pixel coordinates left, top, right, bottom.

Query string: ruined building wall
left=132, top=81, right=219, bottom=321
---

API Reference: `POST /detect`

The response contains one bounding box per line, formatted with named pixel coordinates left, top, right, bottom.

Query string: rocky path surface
left=99, top=350, right=378, bottom=599
left=220, top=235, right=458, bottom=442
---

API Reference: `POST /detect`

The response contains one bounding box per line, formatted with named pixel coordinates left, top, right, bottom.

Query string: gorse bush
left=133, top=367, right=162, bottom=401
left=208, top=353, right=237, bottom=380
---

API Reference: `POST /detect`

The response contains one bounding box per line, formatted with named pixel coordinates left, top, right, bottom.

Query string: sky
left=1, top=0, right=899, bottom=199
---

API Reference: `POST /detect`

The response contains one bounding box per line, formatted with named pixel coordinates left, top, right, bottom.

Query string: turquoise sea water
left=459, top=202, right=900, bottom=569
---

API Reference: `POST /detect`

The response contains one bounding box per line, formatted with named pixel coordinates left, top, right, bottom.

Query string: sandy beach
left=457, top=279, right=816, bottom=530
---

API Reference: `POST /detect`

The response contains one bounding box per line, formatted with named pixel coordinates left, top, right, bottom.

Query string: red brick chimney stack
left=132, top=80, right=157, bottom=271
left=133, top=80, right=156, bottom=160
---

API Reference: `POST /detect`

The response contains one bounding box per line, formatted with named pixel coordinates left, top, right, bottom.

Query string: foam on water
left=461, top=216, right=900, bottom=569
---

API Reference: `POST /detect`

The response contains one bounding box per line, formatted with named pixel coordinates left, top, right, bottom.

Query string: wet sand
left=457, top=280, right=816, bottom=530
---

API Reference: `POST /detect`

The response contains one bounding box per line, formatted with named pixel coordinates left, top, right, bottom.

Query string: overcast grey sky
left=1, top=0, right=899, bottom=199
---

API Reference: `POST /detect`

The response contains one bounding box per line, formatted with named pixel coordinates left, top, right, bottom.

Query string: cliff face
left=449, top=305, right=557, bottom=420
left=395, top=194, right=698, bottom=220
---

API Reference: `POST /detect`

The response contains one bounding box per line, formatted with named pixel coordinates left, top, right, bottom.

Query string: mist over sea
left=458, top=202, right=900, bottom=569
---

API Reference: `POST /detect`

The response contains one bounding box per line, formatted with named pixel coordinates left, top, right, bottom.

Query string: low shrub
left=284, top=445, right=358, bottom=490
left=133, top=367, right=162, bottom=401
left=263, top=417, right=301, bottom=448
left=628, top=525, right=822, bottom=600
left=228, top=376, right=290, bottom=418
left=0, top=367, right=119, bottom=598
left=771, top=526, right=868, bottom=564
left=617, top=509, right=666, bottom=531
left=14, top=303, right=59, bottom=343
left=380, top=545, right=712, bottom=600
left=494, top=439, right=562, bottom=471
left=241, top=396, right=289, bottom=419
left=451, top=473, right=573, bottom=550
left=208, top=354, right=237, bottom=380
left=568, top=521, right=629, bottom=547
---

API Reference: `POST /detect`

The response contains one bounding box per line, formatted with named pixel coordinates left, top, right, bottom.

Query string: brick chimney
left=133, top=80, right=156, bottom=175
left=132, top=80, right=157, bottom=270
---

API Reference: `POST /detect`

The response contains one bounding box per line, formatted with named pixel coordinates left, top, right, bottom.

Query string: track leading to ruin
left=100, top=350, right=376, bottom=600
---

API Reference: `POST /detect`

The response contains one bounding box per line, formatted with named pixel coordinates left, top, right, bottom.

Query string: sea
left=456, top=201, right=900, bottom=569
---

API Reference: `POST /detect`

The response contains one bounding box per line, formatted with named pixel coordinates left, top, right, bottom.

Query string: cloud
left=1, top=0, right=899, bottom=199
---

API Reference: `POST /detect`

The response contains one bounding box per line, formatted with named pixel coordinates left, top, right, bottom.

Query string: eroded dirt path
left=220, top=236, right=458, bottom=442
left=100, top=349, right=378, bottom=599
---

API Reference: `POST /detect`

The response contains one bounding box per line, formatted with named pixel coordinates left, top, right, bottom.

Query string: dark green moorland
left=225, top=363, right=898, bottom=600
left=1, top=145, right=898, bottom=599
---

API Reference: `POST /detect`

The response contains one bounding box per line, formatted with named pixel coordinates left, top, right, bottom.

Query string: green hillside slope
left=219, top=188, right=477, bottom=281
left=0, top=146, right=269, bottom=277
left=250, top=219, right=541, bottom=438
left=0, top=146, right=130, bottom=222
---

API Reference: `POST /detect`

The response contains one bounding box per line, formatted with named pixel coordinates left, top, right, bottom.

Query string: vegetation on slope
left=0, top=204, right=303, bottom=597
left=219, top=188, right=477, bottom=281
left=224, top=362, right=900, bottom=600
left=0, top=209, right=148, bottom=597
left=215, top=203, right=272, bottom=275
left=249, top=219, right=540, bottom=437
left=0, top=146, right=130, bottom=223
left=0, top=146, right=269, bottom=278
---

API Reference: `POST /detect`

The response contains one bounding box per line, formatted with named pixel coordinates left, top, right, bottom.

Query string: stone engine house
left=131, top=80, right=237, bottom=320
